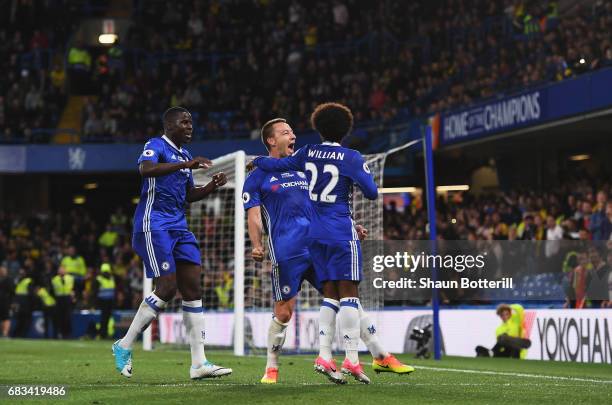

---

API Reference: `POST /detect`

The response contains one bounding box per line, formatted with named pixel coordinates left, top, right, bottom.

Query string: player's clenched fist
left=184, top=156, right=213, bottom=169
left=212, top=172, right=227, bottom=188
left=356, top=224, right=368, bottom=240
left=251, top=246, right=265, bottom=262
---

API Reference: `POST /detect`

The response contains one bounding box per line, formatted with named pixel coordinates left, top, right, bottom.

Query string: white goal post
left=142, top=151, right=246, bottom=354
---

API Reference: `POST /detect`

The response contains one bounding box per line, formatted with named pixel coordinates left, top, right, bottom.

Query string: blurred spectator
left=545, top=215, right=563, bottom=258
left=333, top=1, right=349, bottom=27
left=99, top=224, right=119, bottom=254
left=564, top=252, right=589, bottom=309
left=110, top=207, right=128, bottom=234
left=94, top=263, right=115, bottom=339
left=12, top=269, right=34, bottom=337
left=51, top=266, right=74, bottom=339
left=589, top=191, right=609, bottom=240
left=60, top=245, right=87, bottom=301
left=0, top=265, right=13, bottom=337
left=83, top=111, right=104, bottom=138
left=603, top=202, right=612, bottom=241
left=35, top=284, right=57, bottom=338
left=67, top=38, right=92, bottom=94
left=606, top=249, right=612, bottom=308
left=585, top=246, right=610, bottom=308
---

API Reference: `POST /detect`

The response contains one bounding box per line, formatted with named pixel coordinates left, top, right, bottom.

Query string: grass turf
left=0, top=339, right=610, bottom=404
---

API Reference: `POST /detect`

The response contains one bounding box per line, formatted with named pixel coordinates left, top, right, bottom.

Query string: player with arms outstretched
left=252, top=106, right=414, bottom=384
left=243, top=118, right=331, bottom=383
left=112, top=107, right=232, bottom=380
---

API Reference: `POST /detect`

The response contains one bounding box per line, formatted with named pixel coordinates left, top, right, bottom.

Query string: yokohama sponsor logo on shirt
left=280, top=180, right=308, bottom=188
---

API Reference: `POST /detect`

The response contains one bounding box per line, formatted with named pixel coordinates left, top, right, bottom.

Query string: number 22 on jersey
left=305, top=162, right=339, bottom=203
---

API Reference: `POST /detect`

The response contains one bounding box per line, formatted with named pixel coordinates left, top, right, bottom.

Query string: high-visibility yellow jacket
left=51, top=274, right=74, bottom=296
left=496, top=304, right=527, bottom=358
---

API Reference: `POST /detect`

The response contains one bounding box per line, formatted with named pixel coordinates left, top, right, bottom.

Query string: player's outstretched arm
left=252, top=146, right=306, bottom=172
left=246, top=206, right=265, bottom=262
left=350, top=153, right=378, bottom=200
left=139, top=157, right=212, bottom=177
left=186, top=172, right=227, bottom=203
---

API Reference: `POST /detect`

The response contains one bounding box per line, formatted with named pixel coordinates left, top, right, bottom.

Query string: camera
left=409, top=323, right=432, bottom=359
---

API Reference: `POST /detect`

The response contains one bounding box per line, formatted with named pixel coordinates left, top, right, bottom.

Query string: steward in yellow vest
left=36, top=286, right=57, bottom=339
left=95, top=264, right=115, bottom=339
left=12, top=273, right=34, bottom=338
left=493, top=304, right=531, bottom=358
left=51, top=267, right=75, bottom=339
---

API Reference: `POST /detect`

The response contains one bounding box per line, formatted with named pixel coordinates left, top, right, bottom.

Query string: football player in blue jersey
left=248, top=115, right=413, bottom=384
left=112, top=107, right=232, bottom=380
left=243, top=118, right=325, bottom=384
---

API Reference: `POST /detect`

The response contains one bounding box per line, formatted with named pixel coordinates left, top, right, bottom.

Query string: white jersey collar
left=322, top=141, right=341, bottom=146
left=162, top=134, right=183, bottom=153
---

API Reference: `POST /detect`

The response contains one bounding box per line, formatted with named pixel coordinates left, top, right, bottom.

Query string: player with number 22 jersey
left=253, top=133, right=377, bottom=283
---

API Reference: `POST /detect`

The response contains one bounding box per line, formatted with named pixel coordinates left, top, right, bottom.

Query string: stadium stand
left=1, top=0, right=612, bottom=143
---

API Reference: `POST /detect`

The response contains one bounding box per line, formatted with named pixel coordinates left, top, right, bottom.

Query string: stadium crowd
left=85, top=0, right=612, bottom=141
left=0, top=0, right=79, bottom=143
left=383, top=180, right=612, bottom=307
left=2, top=0, right=612, bottom=143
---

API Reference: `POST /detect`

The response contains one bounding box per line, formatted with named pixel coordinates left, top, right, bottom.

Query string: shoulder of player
left=144, top=136, right=164, bottom=146
left=245, top=167, right=265, bottom=183
left=143, top=137, right=165, bottom=150
left=344, top=147, right=366, bottom=162
left=294, top=144, right=314, bottom=155
left=338, top=146, right=362, bottom=156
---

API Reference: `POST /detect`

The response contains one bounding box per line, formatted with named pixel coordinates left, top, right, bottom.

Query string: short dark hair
left=260, top=118, right=287, bottom=151
left=496, top=304, right=511, bottom=316
left=163, top=106, right=190, bottom=125
left=310, top=102, right=353, bottom=143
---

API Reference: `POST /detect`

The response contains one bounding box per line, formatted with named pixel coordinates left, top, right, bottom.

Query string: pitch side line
left=415, top=365, right=612, bottom=384
left=288, top=357, right=612, bottom=385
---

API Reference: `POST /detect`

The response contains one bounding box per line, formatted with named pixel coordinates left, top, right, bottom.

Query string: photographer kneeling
left=492, top=304, right=531, bottom=359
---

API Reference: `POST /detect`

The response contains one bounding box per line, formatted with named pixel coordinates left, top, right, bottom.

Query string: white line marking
left=416, top=366, right=612, bottom=384
left=291, top=357, right=612, bottom=385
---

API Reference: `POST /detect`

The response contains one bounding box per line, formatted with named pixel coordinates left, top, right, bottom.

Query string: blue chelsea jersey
left=133, top=135, right=195, bottom=232
left=242, top=168, right=313, bottom=262
left=253, top=142, right=378, bottom=241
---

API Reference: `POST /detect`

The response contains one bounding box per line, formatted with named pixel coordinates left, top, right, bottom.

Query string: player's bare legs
left=113, top=273, right=175, bottom=377
left=261, top=298, right=294, bottom=383
left=176, top=261, right=232, bottom=379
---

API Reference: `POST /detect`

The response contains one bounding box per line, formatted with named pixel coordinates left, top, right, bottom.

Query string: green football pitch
left=0, top=339, right=610, bottom=404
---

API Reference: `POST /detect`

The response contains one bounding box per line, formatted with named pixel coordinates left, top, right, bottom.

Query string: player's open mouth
left=288, top=142, right=295, bottom=153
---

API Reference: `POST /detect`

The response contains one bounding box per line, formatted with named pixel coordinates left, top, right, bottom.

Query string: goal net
left=150, top=150, right=385, bottom=355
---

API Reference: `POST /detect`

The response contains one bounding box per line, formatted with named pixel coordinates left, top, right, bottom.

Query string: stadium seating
left=2, top=1, right=612, bottom=143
